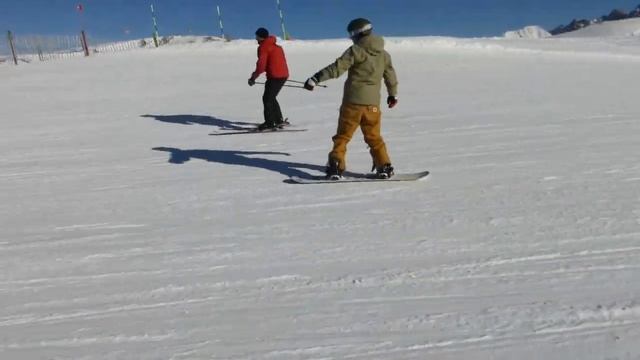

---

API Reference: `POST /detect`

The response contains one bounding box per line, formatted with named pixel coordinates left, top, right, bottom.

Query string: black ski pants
left=262, top=78, right=287, bottom=125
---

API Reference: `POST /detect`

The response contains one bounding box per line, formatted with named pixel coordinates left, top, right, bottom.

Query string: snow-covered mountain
left=504, top=25, right=551, bottom=39
left=556, top=17, right=640, bottom=37
left=551, top=4, right=640, bottom=35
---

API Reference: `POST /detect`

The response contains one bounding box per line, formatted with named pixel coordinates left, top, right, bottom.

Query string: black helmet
left=255, top=27, right=269, bottom=39
left=347, top=18, right=372, bottom=37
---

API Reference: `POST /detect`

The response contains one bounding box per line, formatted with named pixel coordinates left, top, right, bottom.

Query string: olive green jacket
left=314, top=34, right=398, bottom=106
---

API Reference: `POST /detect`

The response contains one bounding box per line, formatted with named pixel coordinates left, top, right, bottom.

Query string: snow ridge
left=504, top=26, right=551, bottom=39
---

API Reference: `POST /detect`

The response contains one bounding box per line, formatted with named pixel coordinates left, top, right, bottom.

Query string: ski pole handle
left=287, top=79, right=327, bottom=88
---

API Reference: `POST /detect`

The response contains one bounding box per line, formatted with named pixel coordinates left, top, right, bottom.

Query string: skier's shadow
left=153, top=147, right=325, bottom=181
left=141, top=114, right=255, bottom=131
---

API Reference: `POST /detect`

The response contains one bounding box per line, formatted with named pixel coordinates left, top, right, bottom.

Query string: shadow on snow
left=153, top=147, right=326, bottom=181
left=141, top=114, right=255, bottom=131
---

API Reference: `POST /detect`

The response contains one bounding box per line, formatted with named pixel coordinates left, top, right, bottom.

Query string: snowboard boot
left=325, top=159, right=343, bottom=180
left=375, top=163, right=394, bottom=179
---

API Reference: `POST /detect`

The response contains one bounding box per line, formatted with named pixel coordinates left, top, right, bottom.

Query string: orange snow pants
left=328, top=103, right=391, bottom=172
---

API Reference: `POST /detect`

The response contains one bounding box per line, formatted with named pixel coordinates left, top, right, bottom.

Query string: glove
left=248, top=78, right=256, bottom=86
left=304, top=76, right=319, bottom=91
left=387, top=96, right=398, bottom=109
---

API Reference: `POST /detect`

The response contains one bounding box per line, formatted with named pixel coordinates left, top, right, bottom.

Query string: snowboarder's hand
left=304, top=76, right=318, bottom=91
left=248, top=78, right=256, bottom=86
left=387, top=96, right=398, bottom=109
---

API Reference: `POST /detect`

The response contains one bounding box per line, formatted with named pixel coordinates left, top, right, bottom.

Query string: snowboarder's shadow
left=153, top=147, right=325, bottom=181
left=141, top=114, right=255, bottom=131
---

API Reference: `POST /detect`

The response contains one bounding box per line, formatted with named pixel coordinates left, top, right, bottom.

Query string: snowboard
left=289, top=170, right=429, bottom=184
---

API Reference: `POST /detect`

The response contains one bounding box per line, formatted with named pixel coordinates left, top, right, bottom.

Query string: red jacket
left=251, top=36, right=289, bottom=80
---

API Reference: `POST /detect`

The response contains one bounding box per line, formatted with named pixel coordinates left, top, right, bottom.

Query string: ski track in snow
left=2, top=34, right=640, bottom=359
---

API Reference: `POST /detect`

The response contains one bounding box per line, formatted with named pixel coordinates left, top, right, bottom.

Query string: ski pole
left=287, top=79, right=327, bottom=88
left=255, top=81, right=305, bottom=89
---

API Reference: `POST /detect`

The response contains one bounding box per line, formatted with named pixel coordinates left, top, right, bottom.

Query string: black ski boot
left=275, top=118, right=289, bottom=129
left=376, top=163, right=394, bottom=179
left=257, top=122, right=278, bottom=131
left=325, top=159, right=343, bottom=180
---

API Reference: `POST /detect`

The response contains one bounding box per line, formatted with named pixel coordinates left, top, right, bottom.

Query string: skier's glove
left=248, top=78, right=256, bottom=86
left=304, top=76, right=319, bottom=91
left=387, top=96, right=398, bottom=109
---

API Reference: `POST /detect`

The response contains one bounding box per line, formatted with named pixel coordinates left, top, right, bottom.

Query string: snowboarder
left=248, top=27, right=290, bottom=131
left=303, top=18, right=398, bottom=180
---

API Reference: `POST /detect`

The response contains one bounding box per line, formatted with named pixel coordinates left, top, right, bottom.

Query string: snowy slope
left=557, top=17, right=640, bottom=37
left=1, top=33, right=640, bottom=360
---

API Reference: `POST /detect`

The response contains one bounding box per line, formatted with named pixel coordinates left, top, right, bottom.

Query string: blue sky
left=1, top=0, right=639, bottom=41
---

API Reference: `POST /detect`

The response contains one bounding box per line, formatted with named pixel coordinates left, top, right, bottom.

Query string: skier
left=303, top=18, right=398, bottom=180
left=248, top=27, right=290, bottom=131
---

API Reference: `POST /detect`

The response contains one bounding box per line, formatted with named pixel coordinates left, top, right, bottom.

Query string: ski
left=209, top=128, right=307, bottom=136
left=289, top=170, right=430, bottom=184
left=209, top=119, right=303, bottom=135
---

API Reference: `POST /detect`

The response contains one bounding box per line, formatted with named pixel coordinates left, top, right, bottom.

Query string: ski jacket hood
left=259, top=35, right=277, bottom=46
left=355, top=34, right=384, bottom=56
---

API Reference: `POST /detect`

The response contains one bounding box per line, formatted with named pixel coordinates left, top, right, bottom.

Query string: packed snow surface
left=1, top=32, right=640, bottom=359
